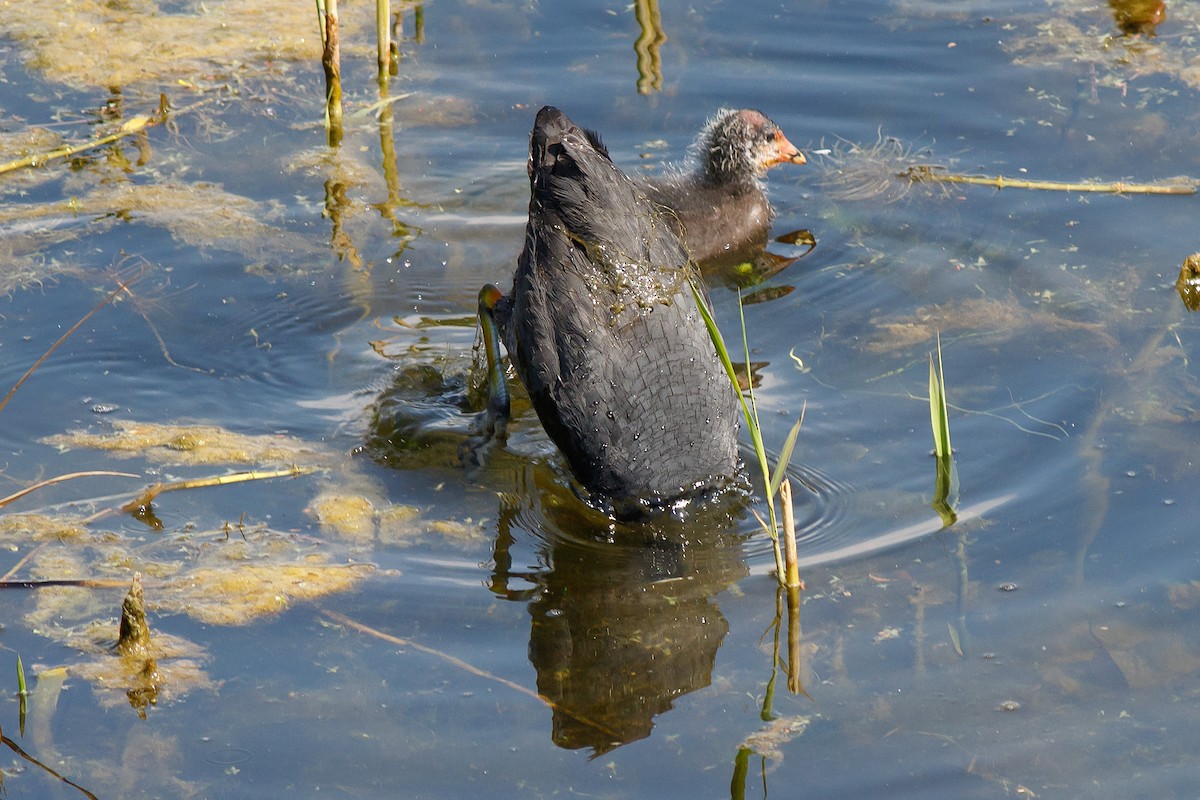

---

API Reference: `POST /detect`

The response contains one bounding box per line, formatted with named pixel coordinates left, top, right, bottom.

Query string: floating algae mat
left=4, top=0, right=375, bottom=89
left=17, top=420, right=482, bottom=647
left=9, top=511, right=375, bottom=708
left=42, top=419, right=328, bottom=467
left=14, top=513, right=375, bottom=628
left=1003, top=0, right=1200, bottom=89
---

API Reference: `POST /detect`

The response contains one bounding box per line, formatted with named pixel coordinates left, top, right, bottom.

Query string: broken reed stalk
left=117, top=573, right=152, bottom=655
left=0, top=99, right=166, bottom=175
left=120, top=466, right=314, bottom=514
left=0, top=93, right=224, bottom=176
left=780, top=478, right=803, bottom=590
left=376, top=0, right=392, bottom=80
left=320, top=0, right=345, bottom=147
left=903, top=166, right=1196, bottom=195
left=0, top=277, right=135, bottom=415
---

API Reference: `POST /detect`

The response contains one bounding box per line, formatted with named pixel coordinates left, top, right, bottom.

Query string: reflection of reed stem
left=324, top=179, right=363, bottom=268
left=785, top=584, right=804, bottom=695
left=633, top=0, right=666, bottom=94
left=731, top=746, right=752, bottom=800
left=377, top=82, right=405, bottom=227
left=1, top=734, right=99, bottom=800
left=412, top=3, right=425, bottom=43
left=760, top=588, right=782, bottom=720
left=321, top=0, right=344, bottom=147
left=953, top=528, right=971, bottom=656
left=911, top=583, right=927, bottom=674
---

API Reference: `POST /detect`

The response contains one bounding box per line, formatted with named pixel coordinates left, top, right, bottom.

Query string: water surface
left=2, top=0, right=1199, bottom=797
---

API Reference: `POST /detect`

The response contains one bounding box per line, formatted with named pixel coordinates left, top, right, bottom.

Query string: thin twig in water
left=321, top=609, right=623, bottom=742
left=0, top=542, right=46, bottom=582
left=0, top=471, right=141, bottom=510
left=0, top=578, right=132, bottom=590
left=2, top=734, right=100, bottom=800
left=119, top=282, right=215, bottom=374
left=0, top=277, right=136, bottom=415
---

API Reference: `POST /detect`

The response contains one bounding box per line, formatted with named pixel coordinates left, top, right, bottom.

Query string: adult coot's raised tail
left=480, top=106, right=740, bottom=518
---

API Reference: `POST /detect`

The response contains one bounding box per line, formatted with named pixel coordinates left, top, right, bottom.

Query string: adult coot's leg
left=476, top=283, right=510, bottom=441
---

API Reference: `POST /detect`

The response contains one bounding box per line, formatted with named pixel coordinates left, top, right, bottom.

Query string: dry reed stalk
left=321, top=0, right=344, bottom=147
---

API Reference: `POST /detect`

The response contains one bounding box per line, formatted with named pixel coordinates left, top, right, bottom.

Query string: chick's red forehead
left=737, top=109, right=769, bottom=128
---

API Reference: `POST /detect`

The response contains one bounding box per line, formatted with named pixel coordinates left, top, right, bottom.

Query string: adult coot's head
left=488, top=106, right=741, bottom=518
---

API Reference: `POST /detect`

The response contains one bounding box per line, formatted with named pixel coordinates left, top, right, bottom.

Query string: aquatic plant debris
left=307, top=490, right=484, bottom=548
left=866, top=297, right=1115, bottom=354
left=904, top=166, right=1195, bottom=195
left=0, top=181, right=323, bottom=274
left=163, top=562, right=375, bottom=625
left=16, top=516, right=377, bottom=637
left=0, top=94, right=180, bottom=176
left=742, top=715, right=812, bottom=761
left=1004, top=0, right=1200, bottom=90
left=43, top=420, right=328, bottom=467
left=2, top=0, right=377, bottom=88
left=0, top=512, right=91, bottom=544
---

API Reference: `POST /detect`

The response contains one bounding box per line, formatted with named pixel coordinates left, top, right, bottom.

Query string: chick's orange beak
left=774, top=130, right=806, bottom=166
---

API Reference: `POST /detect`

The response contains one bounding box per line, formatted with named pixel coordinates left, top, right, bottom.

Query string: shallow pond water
left=2, top=0, right=1200, bottom=797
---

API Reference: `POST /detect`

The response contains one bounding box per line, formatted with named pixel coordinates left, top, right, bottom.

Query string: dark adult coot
left=640, top=108, right=805, bottom=264
left=479, top=106, right=740, bottom=518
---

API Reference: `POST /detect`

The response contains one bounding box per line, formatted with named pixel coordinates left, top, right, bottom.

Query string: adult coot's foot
left=641, top=108, right=805, bottom=264
left=480, top=106, right=740, bottom=518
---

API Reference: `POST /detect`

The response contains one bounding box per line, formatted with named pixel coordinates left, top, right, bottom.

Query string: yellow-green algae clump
left=43, top=419, right=327, bottom=466
left=3, top=0, right=375, bottom=88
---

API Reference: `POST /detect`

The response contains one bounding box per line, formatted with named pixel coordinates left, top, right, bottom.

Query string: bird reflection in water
left=487, top=466, right=748, bottom=754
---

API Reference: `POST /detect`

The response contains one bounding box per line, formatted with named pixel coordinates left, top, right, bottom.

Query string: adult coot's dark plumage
left=641, top=108, right=805, bottom=264
left=479, top=106, right=740, bottom=517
